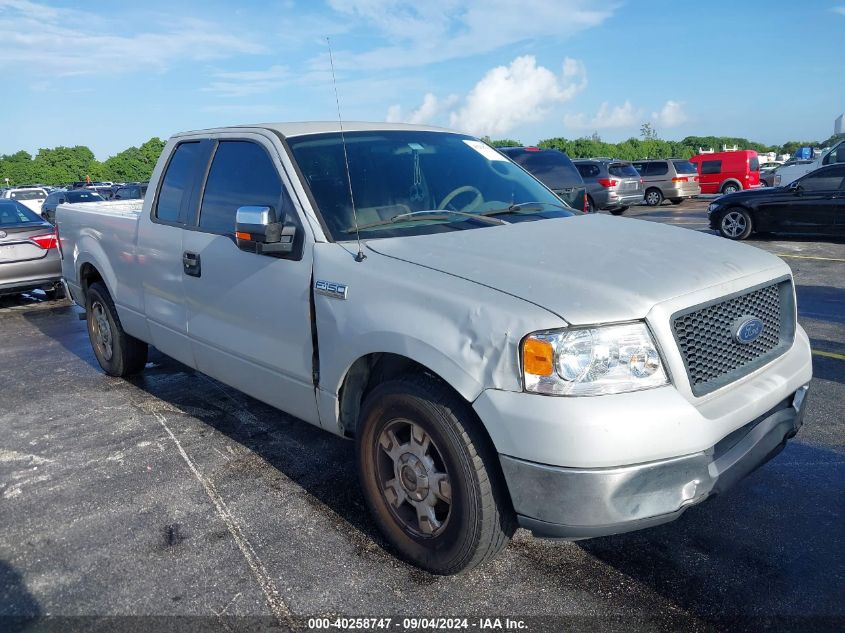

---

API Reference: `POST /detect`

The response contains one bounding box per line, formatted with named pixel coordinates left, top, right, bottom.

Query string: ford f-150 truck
left=58, top=122, right=812, bottom=575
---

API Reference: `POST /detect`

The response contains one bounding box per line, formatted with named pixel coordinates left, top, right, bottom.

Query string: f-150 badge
left=314, top=280, right=348, bottom=300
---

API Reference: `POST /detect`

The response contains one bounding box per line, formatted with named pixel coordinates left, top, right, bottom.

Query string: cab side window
left=199, top=141, right=288, bottom=235
left=155, top=141, right=204, bottom=223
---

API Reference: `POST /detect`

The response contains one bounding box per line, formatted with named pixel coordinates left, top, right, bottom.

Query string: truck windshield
left=287, top=131, right=572, bottom=240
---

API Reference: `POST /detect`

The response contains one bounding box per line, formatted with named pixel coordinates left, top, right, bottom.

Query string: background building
left=836, top=113, right=844, bottom=136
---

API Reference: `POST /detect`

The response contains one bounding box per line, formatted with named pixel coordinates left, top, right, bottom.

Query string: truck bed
left=57, top=199, right=146, bottom=314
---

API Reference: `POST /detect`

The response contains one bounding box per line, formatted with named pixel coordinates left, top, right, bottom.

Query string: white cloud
left=833, top=6, right=845, bottom=15
left=0, top=0, right=265, bottom=77
left=386, top=93, right=459, bottom=125
left=446, top=56, right=587, bottom=136
left=652, top=100, right=688, bottom=128
left=318, top=0, right=614, bottom=70
left=564, top=100, right=642, bottom=129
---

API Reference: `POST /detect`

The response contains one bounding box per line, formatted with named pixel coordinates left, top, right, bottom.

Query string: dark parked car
left=113, top=182, right=148, bottom=200
left=573, top=159, right=643, bottom=214
left=498, top=147, right=586, bottom=212
left=708, top=163, right=845, bottom=239
left=41, top=189, right=105, bottom=223
left=0, top=200, right=63, bottom=299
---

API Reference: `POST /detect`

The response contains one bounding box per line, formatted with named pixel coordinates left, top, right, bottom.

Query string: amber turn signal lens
left=235, top=231, right=252, bottom=240
left=523, top=337, right=554, bottom=377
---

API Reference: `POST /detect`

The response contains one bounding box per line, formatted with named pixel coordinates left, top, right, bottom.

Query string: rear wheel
left=670, top=198, right=684, bottom=205
left=722, top=182, right=740, bottom=194
left=585, top=196, right=596, bottom=214
left=644, top=188, right=663, bottom=206
left=357, top=376, right=514, bottom=574
left=86, top=282, right=148, bottom=377
left=718, top=208, right=753, bottom=240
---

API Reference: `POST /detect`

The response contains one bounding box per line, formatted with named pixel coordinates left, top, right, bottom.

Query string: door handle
left=182, top=251, right=201, bottom=277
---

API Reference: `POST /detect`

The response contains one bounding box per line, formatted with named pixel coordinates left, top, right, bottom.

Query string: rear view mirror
left=787, top=182, right=802, bottom=194
left=235, top=206, right=296, bottom=256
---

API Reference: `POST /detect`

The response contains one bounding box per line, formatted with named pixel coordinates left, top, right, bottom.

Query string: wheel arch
left=333, top=352, right=484, bottom=440
left=720, top=178, right=743, bottom=192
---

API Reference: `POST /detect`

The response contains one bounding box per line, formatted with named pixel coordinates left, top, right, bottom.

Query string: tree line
left=485, top=132, right=845, bottom=161
left=3, top=130, right=844, bottom=187
left=0, top=138, right=165, bottom=186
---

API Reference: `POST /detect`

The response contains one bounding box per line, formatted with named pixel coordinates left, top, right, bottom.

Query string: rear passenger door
left=139, top=139, right=213, bottom=367
left=180, top=135, right=319, bottom=426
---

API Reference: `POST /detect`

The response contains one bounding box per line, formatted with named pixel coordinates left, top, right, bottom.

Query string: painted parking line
left=813, top=349, right=845, bottom=361
left=776, top=254, right=845, bottom=263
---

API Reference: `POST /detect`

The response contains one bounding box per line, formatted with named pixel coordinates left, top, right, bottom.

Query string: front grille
left=672, top=279, right=795, bottom=396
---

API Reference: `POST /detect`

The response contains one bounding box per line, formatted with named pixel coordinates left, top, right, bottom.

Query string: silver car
left=0, top=200, right=63, bottom=299
left=574, top=159, right=643, bottom=214
left=631, top=159, right=702, bottom=206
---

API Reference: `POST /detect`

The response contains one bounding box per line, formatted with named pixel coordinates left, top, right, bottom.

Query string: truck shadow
left=128, top=350, right=384, bottom=546
left=576, top=440, right=845, bottom=628
left=0, top=559, right=42, bottom=631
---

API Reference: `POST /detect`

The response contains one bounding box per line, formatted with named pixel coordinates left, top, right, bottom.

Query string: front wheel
left=357, top=376, right=514, bottom=575
left=718, top=208, right=753, bottom=240
left=86, top=282, right=148, bottom=377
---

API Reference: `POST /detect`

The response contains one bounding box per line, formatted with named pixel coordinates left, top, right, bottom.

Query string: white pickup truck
left=58, top=122, right=812, bottom=574
left=774, top=140, right=845, bottom=186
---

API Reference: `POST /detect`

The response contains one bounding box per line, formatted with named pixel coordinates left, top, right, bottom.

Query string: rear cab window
left=154, top=141, right=206, bottom=224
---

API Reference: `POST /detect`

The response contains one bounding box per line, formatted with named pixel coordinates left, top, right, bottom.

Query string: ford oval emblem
left=733, top=316, right=764, bottom=344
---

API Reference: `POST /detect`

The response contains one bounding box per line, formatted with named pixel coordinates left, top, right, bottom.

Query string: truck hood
left=365, top=214, right=787, bottom=325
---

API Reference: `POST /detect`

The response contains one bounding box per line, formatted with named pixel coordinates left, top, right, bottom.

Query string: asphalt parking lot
left=1, top=199, right=843, bottom=632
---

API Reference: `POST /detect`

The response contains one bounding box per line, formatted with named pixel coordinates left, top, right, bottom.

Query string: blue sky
left=1, top=0, right=844, bottom=159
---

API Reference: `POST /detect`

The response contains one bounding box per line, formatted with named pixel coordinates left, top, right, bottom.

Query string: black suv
left=498, top=147, right=587, bottom=212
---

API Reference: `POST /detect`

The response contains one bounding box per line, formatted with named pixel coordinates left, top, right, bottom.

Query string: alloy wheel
left=90, top=301, right=114, bottom=361
left=375, top=418, right=452, bottom=538
left=721, top=211, right=747, bottom=238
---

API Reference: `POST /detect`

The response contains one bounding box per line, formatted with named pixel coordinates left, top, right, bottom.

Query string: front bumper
left=502, top=384, right=809, bottom=539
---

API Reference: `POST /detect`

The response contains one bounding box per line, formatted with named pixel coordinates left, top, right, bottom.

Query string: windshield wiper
left=480, top=200, right=571, bottom=216
left=348, top=210, right=508, bottom=233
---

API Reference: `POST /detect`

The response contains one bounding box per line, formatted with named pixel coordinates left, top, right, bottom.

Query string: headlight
left=522, top=322, right=668, bottom=396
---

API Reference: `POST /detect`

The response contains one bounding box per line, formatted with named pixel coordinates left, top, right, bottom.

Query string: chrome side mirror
left=235, top=205, right=295, bottom=256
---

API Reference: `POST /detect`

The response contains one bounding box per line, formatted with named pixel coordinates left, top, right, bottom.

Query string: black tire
left=86, top=281, right=148, bottom=377
left=357, top=375, right=515, bottom=575
left=609, top=206, right=627, bottom=216
left=585, top=196, right=596, bottom=214
left=670, top=198, right=684, bottom=205
left=722, top=182, right=740, bottom=194
left=717, top=207, right=753, bottom=240
left=644, top=188, right=663, bottom=207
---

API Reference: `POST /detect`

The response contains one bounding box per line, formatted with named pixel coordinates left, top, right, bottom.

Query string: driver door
left=180, top=135, right=319, bottom=427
